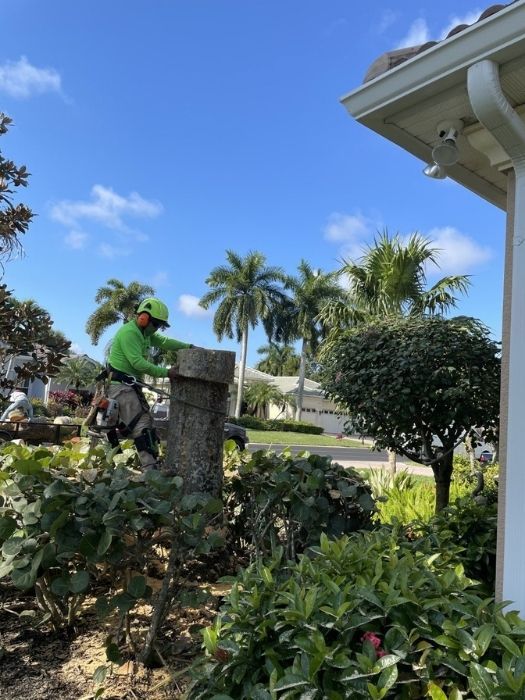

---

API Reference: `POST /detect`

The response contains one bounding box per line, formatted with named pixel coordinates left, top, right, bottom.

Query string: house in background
left=267, top=375, right=350, bottom=434
left=1, top=353, right=99, bottom=401
left=228, top=365, right=349, bottom=434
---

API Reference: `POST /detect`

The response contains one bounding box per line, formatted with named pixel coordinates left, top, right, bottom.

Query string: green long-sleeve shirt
left=108, top=320, right=191, bottom=379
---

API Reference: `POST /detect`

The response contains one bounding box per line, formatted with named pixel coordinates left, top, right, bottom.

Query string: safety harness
left=88, top=366, right=170, bottom=457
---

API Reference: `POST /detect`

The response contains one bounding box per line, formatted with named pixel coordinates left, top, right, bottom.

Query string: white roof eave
left=339, top=2, right=525, bottom=210
left=341, top=2, right=525, bottom=123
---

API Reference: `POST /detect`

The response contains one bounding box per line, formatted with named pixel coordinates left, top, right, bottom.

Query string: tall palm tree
left=255, top=342, right=300, bottom=376
left=85, top=279, right=155, bottom=345
left=199, top=250, right=287, bottom=418
left=55, top=356, right=103, bottom=389
left=272, top=260, right=345, bottom=421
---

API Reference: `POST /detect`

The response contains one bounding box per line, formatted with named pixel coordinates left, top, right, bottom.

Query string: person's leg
left=108, top=385, right=159, bottom=470
left=132, top=412, right=160, bottom=470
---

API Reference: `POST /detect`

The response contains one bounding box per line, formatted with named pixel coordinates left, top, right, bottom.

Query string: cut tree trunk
left=165, top=347, right=235, bottom=497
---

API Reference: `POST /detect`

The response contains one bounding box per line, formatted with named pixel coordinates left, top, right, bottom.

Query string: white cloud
left=323, top=212, right=382, bottom=262
left=323, top=214, right=491, bottom=279
left=396, top=9, right=482, bottom=49
left=0, top=56, right=61, bottom=98
left=323, top=212, right=371, bottom=243
left=52, top=184, right=163, bottom=253
left=395, top=18, right=430, bottom=48
left=51, top=184, right=162, bottom=233
left=377, top=9, right=398, bottom=34
left=425, top=226, right=492, bottom=275
left=439, top=10, right=482, bottom=40
left=64, top=230, right=88, bottom=249
left=178, top=294, right=212, bottom=318
left=70, top=343, right=83, bottom=355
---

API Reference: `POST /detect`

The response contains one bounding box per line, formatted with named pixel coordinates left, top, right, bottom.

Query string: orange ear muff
left=137, top=312, right=151, bottom=328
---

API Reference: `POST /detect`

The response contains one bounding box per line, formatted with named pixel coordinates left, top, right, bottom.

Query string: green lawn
left=247, top=430, right=366, bottom=448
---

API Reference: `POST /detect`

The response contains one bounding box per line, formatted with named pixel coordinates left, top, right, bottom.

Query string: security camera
left=432, top=119, right=463, bottom=166
left=437, top=119, right=463, bottom=141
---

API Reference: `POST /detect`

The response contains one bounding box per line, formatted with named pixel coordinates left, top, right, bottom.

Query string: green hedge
left=228, top=415, right=324, bottom=435
left=189, top=502, right=511, bottom=700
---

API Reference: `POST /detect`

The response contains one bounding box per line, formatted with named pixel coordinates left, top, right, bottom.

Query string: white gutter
left=467, top=59, right=525, bottom=612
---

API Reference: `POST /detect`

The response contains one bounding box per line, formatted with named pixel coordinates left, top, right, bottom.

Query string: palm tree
left=319, top=231, right=471, bottom=471
left=272, top=260, right=345, bottom=421
left=342, top=231, right=469, bottom=317
left=320, top=231, right=471, bottom=344
left=85, top=279, right=155, bottom=344
left=243, top=381, right=292, bottom=419
left=199, top=250, right=287, bottom=418
left=255, top=342, right=300, bottom=376
left=55, top=356, right=103, bottom=389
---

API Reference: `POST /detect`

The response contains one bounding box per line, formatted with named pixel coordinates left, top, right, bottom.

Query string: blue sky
left=1, top=1, right=505, bottom=367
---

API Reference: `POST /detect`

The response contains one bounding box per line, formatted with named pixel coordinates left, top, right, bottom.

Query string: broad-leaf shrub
left=0, top=441, right=223, bottom=636
left=410, top=498, right=498, bottom=593
left=223, top=449, right=374, bottom=560
left=189, top=528, right=525, bottom=699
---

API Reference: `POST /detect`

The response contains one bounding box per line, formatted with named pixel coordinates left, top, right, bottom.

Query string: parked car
left=478, top=450, right=494, bottom=464
left=151, top=402, right=248, bottom=450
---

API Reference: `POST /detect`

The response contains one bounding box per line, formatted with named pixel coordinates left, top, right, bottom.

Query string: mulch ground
left=0, top=575, right=229, bottom=700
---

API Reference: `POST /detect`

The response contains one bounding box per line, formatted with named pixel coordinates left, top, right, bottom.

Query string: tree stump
left=165, top=348, right=235, bottom=496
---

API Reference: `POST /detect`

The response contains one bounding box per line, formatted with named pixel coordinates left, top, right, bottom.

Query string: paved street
left=247, top=442, right=432, bottom=476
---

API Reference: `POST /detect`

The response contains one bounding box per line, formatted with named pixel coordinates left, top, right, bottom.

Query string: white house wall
left=267, top=396, right=349, bottom=434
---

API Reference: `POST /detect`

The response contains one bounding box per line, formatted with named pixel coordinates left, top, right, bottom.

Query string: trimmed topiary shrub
left=189, top=527, right=524, bottom=700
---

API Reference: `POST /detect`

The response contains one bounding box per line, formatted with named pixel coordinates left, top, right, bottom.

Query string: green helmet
left=136, top=297, right=170, bottom=327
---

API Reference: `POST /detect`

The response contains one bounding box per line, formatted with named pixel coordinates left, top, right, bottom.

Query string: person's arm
left=124, top=332, right=173, bottom=378
left=0, top=404, right=12, bottom=421
left=150, top=333, right=193, bottom=352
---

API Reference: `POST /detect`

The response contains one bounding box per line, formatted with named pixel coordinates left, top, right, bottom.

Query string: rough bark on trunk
left=140, top=349, right=235, bottom=666
left=433, top=450, right=454, bottom=512
left=165, top=348, right=235, bottom=497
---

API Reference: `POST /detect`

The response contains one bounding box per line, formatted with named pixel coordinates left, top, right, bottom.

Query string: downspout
left=467, top=59, right=525, bottom=610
